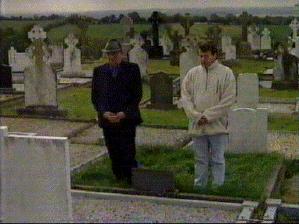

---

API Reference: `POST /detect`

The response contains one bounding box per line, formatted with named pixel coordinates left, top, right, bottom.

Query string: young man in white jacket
left=181, top=43, right=236, bottom=190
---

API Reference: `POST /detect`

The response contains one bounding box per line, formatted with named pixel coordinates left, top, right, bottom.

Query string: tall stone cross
left=248, top=25, right=259, bottom=35
left=239, top=12, right=251, bottom=42
left=180, top=13, right=194, bottom=37
left=262, top=28, right=270, bottom=37
left=28, top=25, right=48, bottom=68
left=65, top=33, right=78, bottom=49
left=289, top=19, right=299, bottom=42
left=149, top=11, right=162, bottom=47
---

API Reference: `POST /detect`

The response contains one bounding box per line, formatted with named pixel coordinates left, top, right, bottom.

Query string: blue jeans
left=192, top=134, right=228, bottom=188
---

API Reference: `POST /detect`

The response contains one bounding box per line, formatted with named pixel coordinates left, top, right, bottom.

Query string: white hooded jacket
left=181, top=61, right=236, bottom=136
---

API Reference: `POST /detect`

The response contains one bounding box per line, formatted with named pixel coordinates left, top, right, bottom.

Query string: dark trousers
left=102, top=124, right=137, bottom=184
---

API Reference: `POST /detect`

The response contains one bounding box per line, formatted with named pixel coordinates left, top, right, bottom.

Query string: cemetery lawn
left=71, top=146, right=283, bottom=200
left=259, top=88, right=298, bottom=99
left=1, top=86, right=297, bottom=131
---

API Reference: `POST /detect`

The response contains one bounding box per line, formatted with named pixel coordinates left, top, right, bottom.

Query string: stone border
left=260, top=159, right=284, bottom=201
left=71, top=189, right=243, bottom=211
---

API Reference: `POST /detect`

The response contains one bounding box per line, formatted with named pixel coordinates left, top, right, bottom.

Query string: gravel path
left=71, top=195, right=240, bottom=223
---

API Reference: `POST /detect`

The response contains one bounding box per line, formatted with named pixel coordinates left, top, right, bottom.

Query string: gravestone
left=228, top=108, right=268, bottom=153
left=49, top=44, right=64, bottom=66
left=248, top=25, right=260, bottom=50
left=252, top=33, right=261, bottom=50
left=148, top=11, right=163, bottom=59
left=147, top=71, right=176, bottom=109
left=240, top=12, right=251, bottom=42
left=180, top=13, right=194, bottom=37
left=289, top=19, right=299, bottom=43
left=225, top=44, right=236, bottom=60
left=8, top=46, right=17, bottom=67
left=160, top=33, right=173, bottom=56
left=132, top=169, right=175, bottom=194
left=272, top=53, right=299, bottom=90
left=0, top=126, right=73, bottom=222
left=221, top=33, right=232, bottom=53
left=236, top=73, right=259, bottom=109
left=273, top=53, right=284, bottom=81
left=8, top=46, right=31, bottom=72
left=228, top=73, right=268, bottom=153
left=121, top=16, right=134, bottom=43
left=261, top=28, right=271, bottom=50
left=169, top=31, right=183, bottom=66
left=180, top=43, right=198, bottom=87
left=62, top=33, right=84, bottom=77
left=129, top=35, right=148, bottom=75
left=17, top=25, right=67, bottom=117
left=0, top=64, right=13, bottom=90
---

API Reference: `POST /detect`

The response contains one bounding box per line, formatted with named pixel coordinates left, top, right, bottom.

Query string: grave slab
left=0, top=127, right=72, bottom=223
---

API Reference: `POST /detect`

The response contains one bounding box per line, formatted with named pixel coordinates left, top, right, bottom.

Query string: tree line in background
left=0, top=10, right=297, bottom=26
left=0, top=10, right=297, bottom=64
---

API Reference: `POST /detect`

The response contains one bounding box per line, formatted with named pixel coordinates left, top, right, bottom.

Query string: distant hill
left=84, top=6, right=297, bottom=19
left=4, top=6, right=297, bottom=19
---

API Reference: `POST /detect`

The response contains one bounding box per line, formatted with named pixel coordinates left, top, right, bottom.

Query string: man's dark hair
left=199, top=43, right=218, bottom=56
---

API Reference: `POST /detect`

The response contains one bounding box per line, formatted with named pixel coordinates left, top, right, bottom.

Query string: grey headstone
left=0, top=126, right=73, bottom=222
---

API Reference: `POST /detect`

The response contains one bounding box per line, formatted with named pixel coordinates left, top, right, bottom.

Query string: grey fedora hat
left=102, top=39, right=122, bottom=52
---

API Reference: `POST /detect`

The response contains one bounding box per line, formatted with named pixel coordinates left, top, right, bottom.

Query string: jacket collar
left=206, top=60, right=219, bottom=71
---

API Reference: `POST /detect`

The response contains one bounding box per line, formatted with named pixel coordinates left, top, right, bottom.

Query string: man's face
left=107, top=51, right=123, bottom=66
left=200, top=51, right=217, bottom=68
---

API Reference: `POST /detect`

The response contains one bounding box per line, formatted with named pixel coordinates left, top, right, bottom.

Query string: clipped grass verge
left=71, top=145, right=283, bottom=200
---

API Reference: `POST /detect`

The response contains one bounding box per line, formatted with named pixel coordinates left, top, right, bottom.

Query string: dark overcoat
left=91, top=61, right=143, bottom=127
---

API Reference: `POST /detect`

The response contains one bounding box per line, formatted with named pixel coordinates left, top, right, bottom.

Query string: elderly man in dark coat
left=91, top=39, right=143, bottom=185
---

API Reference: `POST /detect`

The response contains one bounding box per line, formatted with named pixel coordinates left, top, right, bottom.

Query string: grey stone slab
left=237, top=73, right=259, bottom=109
left=228, top=108, right=268, bottom=153
left=0, top=117, right=91, bottom=137
left=69, top=144, right=107, bottom=168
left=0, top=127, right=72, bottom=223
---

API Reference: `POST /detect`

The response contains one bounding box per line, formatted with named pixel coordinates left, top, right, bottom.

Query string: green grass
left=0, top=20, right=61, bottom=32
left=1, top=85, right=297, bottom=131
left=268, top=116, right=299, bottom=132
left=259, top=88, right=298, bottom=99
left=71, top=145, right=283, bottom=200
left=141, top=108, right=188, bottom=127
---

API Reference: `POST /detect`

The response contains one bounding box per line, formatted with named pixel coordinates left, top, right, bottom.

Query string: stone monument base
left=17, top=105, right=68, bottom=117
left=146, top=102, right=177, bottom=110
left=132, top=168, right=175, bottom=194
left=271, top=81, right=298, bottom=90
left=148, top=46, right=163, bottom=59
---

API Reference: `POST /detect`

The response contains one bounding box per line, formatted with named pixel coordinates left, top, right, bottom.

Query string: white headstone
left=251, top=33, right=261, bottom=50
left=228, top=72, right=268, bottom=154
left=225, top=44, right=236, bottom=60
left=248, top=25, right=260, bottom=50
left=228, top=108, right=268, bottom=153
left=8, top=46, right=17, bottom=65
left=221, top=33, right=232, bottom=53
left=129, top=35, right=148, bottom=75
left=180, top=44, right=198, bottom=87
left=63, top=33, right=83, bottom=76
left=261, top=28, right=271, bottom=50
left=160, top=33, right=173, bottom=56
left=121, top=16, right=133, bottom=43
left=8, top=47, right=31, bottom=72
left=24, top=26, right=57, bottom=107
left=289, top=19, right=299, bottom=42
left=0, top=126, right=73, bottom=222
left=236, top=73, right=259, bottom=109
left=49, top=44, right=64, bottom=65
